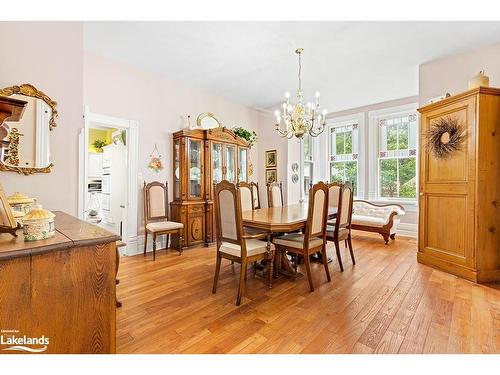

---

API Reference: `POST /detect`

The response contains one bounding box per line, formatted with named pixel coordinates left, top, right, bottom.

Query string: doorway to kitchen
left=78, top=108, right=138, bottom=255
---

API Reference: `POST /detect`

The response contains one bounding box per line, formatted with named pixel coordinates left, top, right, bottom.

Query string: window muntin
left=378, top=113, right=417, bottom=199
left=328, top=123, right=358, bottom=196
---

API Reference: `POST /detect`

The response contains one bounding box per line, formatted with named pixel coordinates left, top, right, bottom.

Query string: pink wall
left=419, top=42, right=500, bottom=106
left=256, top=110, right=289, bottom=205
left=0, top=22, right=83, bottom=215
left=83, top=52, right=264, bottom=231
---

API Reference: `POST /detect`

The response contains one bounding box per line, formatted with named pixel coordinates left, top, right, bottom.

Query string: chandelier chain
left=298, top=51, right=302, bottom=92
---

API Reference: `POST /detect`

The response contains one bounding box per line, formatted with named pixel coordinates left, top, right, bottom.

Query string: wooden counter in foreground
left=0, top=211, right=120, bottom=354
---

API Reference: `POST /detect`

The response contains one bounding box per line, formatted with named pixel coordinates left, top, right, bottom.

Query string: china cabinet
left=418, top=87, right=500, bottom=283
left=171, top=127, right=250, bottom=247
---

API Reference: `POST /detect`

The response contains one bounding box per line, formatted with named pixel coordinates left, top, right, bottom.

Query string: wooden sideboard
left=170, top=127, right=250, bottom=248
left=418, top=87, right=500, bottom=283
left=0, top=211, right=120, bottom=353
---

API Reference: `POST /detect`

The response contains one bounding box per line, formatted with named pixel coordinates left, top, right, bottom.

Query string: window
left=303, top=134, right=314, bottom=197
left=378, top=112, right=417, bottom=199
left=328, top=122, right=358, bottom=196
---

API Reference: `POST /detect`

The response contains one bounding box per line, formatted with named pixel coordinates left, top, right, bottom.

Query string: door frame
left=78, top=106, right=139, bottom=255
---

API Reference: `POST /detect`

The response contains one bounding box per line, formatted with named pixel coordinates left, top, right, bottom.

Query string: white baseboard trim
left=397, top=223, right=418, bottom=238
left=122, top=234, right=168, bottom=257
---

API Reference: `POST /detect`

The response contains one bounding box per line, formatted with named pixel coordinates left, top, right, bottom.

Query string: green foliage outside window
left=380, top=118, right=416, bottom=199
left=330, top=161, right=357, bottom=196
left=335, top=131, right=353, bottom=155
left=380, top=157, right=416, bottom=198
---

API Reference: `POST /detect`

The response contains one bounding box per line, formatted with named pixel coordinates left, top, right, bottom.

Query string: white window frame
left=368, top=103, right=419, bottom=205
left=326, top=113, right=365, bottom=199
left=302, top=134, right=314, bottom=201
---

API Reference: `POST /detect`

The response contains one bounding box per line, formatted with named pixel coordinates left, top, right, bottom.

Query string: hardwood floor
left=116, top=233, right=500, bottom=354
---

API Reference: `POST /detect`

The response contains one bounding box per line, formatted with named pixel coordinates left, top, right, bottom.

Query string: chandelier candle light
left=275, top=48, right=327, bottom=139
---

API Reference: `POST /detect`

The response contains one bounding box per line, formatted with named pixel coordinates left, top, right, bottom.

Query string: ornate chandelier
left=274, top=48, right=327, bottom=139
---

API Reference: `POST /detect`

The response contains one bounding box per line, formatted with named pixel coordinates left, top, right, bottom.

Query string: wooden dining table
left=242, top=203, right=337, bottom=233
left=242, top=203, right=337, bottom=278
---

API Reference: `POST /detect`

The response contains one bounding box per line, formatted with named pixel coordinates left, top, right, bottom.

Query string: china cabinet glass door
left=173, top=139, right=180, bottom=199
left=238, top=148, right=248, bottom=182
left=225, top=145, right=236, bottom=183
left=212, top=143, right=223, bottom=185
left=188, top=139, right=203, bottom=198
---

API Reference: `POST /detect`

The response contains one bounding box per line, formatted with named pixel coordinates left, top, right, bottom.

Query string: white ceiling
left=84, top=21, right=500, bottom=112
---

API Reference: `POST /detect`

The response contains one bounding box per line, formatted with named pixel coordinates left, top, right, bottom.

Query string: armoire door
left=419, top=95, right=476, bottom=270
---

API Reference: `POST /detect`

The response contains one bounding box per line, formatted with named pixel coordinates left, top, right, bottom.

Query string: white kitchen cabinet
left=88, top=153, right=103, bottom=177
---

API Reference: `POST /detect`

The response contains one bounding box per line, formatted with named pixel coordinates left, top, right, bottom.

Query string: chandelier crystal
left=274, top=48, right=327, bottom=139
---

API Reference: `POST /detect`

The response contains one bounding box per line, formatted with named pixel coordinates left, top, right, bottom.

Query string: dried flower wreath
left=425, top=116, right=466, bottom=159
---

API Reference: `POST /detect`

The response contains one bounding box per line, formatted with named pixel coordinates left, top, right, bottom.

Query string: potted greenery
left=232, top=127, right=257, bottom=146
left=92, top=139, right=107, bottom=152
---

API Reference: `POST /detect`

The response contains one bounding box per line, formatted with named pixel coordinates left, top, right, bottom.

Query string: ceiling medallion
left=274, top=48, right=327, bottom=139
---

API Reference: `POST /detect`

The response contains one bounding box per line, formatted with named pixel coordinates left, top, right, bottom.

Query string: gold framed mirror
left=196, top=112, right=221, bottom=130
left=0, top=84, right=57, bottom=175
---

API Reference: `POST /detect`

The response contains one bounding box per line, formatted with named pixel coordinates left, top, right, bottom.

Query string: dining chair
left=326, top=182, right=355, bottom=272
left=143, top=181, right=183, bottom=261
left=327, top=181, right=342, bottom=211
left=267, top=181, right=283, bottom=207
left=237, top=181, right=254, bottom=211
left=237, top=181, right=265, bottom=239
left=212, top=180, right=274, bottom=305
left=249, top=181, right=261, bottom=209
left=273, top=181, right=331, bottom=292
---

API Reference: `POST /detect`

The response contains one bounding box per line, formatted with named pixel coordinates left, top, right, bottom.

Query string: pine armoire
left=418, top=87, right=500, bottom=283
left=170, top=127, right=250, bottom=248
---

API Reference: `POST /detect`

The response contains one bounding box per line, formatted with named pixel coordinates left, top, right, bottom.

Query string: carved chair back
left=237, top=182, right=254, bottom=211
left=267, top=181, right=283, bottom=208
left=144, top=181, right=169, bottom=224
left=303, top=181, right=329, bottom=247
left=214, top=180, right=245, bottom=251
left=249, top=181, right=261, bottom=209
left=327, top=181, right=342, bottom=210
left=335, top=182, right=354, bottom=234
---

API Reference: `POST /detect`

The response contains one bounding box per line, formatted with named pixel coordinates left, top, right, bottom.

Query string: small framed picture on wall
left=265, top=149, right=277, bottom=168
left=266, top=169, right=277, bottom=184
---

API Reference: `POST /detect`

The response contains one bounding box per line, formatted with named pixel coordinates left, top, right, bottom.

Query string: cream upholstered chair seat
left=273, top=233, right=323, bottom=249
left=326, top=225, right=349, bottom=240
left=146, top=221, right=184, bottom=231
left=220, top=239, right=273, bottom=257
